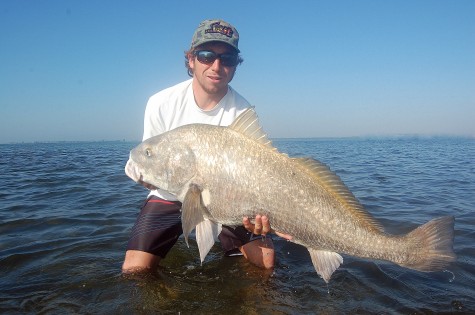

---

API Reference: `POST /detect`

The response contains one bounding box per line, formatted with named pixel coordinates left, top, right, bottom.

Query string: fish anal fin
left=181, top=183, right=207, bottom=247
left=229, top=107, right=276, bottom=151
left=308, top=248, right=343, bottom=283
left=195, top=220, right=222, bottom=264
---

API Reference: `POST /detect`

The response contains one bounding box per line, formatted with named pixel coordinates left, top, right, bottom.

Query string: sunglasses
left=194, top=50, right=239, bottom=67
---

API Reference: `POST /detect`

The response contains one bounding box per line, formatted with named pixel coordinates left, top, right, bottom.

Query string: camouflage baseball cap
left=191, top=19, right=240, bottom=52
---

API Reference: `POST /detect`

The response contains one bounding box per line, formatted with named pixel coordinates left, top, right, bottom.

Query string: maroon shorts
left=126, top=196, right=265, bottom=258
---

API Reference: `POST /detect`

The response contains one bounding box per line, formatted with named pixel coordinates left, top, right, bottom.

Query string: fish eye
left=145, top=148, right=152, bottom=157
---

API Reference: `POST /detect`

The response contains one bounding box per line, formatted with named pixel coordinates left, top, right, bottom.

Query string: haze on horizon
left=1, top=1, right=474, bottom=144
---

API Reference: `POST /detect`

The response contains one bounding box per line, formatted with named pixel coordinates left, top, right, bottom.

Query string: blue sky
left=1, top=0, right=474, bottom=143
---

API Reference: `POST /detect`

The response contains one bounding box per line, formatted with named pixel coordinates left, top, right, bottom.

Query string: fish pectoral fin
left=181, top=184, right=207, bottom=247
left=195, top=220, right=222, bottom=264
left=308, top=249, right=343, bottom=283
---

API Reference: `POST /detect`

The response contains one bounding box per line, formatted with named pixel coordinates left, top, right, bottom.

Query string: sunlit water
left=0, top=137, right=473, bottom=314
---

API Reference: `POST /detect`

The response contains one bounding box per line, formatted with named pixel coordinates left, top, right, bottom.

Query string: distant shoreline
left=1, top=135, right=474, bottom=145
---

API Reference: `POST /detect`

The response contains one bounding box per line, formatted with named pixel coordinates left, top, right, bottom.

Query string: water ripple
left=0, top=138, right=474, bottom=313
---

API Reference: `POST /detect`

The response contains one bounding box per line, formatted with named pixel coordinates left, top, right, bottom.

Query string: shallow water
left=0, top=137, right=474, bottom=314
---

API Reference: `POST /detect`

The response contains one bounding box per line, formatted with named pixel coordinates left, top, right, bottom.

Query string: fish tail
left=400, top=216, right=456, bottom=271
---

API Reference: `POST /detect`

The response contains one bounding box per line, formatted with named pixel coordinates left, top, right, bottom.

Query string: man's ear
left=188, top=53, right=195, bottom=71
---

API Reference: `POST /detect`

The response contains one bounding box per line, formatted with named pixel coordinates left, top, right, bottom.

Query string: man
left=122, top=19, right=288, bottom=274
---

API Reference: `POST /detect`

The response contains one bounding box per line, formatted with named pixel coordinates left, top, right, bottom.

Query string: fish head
left=125, top=134, right=197, bottom=195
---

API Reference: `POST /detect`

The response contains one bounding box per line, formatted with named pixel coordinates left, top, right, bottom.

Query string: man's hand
left=242, top=215, right=292, bottom=240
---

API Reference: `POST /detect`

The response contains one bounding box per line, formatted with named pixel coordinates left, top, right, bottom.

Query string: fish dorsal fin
left=229, top=107, right=275, bottom=150
left=293, top=157, right=384, bottom=232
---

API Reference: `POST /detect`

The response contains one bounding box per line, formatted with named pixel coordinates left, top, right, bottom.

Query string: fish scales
left=180, top=125, right=396, bottom=256
left=125, top=108, right=456, bottom=283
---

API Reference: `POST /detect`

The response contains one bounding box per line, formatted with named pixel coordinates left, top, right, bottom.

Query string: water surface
left=0, top=138, right=473, bottom=313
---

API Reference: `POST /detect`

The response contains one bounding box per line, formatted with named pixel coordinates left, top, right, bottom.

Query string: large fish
left=125, top=108, right=456, bottom=283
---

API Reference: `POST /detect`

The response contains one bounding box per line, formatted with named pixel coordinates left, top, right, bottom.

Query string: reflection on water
left=0, top=138, right=473, bottom=313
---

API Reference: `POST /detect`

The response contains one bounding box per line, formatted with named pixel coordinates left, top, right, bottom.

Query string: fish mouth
left=125, top=158, right=157, bottom=190
left=137, top=175, right=158, bottom=190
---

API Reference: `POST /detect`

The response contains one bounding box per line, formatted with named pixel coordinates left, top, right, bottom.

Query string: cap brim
left=193, top=39, right=240, bottom=53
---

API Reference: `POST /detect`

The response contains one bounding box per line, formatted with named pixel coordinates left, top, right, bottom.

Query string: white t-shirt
left=142, top=78, right=251, bottom=200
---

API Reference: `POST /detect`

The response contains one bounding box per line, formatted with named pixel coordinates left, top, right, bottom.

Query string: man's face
left=189, top=42, right=238, bottom=96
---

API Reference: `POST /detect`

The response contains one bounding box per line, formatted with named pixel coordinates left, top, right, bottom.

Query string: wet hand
left=242, top=215, right=292, bottom=240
